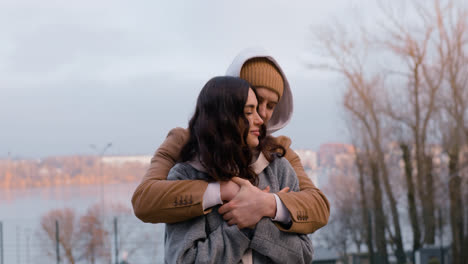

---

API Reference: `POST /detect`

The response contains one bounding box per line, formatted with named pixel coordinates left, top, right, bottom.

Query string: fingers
left=224, top=211, right=239, bottom=227
left=231, top=177, right=250, bottom=186
left=218, top=202, right=233, bottom=215
left=228, top=218, right=237, bottom=226
left=222, top=211, right=233, bottom=222
left=278, top=187, right=290, bottom=193
left=262, top=186, right=270, bottom=193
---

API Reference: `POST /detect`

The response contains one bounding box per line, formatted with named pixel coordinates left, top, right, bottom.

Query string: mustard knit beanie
left=240, top=58, right=284, bottom=99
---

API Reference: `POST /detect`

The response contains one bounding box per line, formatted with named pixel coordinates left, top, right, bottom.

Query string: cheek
left=247, top=116, right=255, bottom=126
left=267, top=109, right=274, bottom=118
left=258, top=103, right=267, bottom=113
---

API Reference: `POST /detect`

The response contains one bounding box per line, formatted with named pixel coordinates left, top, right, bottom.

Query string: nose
left=258, top=104, right=267, bottom=121
left=254, top=111, right=263, bottom=126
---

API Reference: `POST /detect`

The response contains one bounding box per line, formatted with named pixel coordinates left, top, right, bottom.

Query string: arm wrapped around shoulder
left=131, top=127, right=209, bottom=224
left=272, top=135, right=330, bottom=234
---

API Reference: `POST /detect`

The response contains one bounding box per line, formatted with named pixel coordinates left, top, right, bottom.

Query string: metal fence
left=0, top=216, right=165, bottom=264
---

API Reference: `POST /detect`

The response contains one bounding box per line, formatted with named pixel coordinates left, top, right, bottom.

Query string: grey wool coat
left=164, top=156, right=314, bottom=264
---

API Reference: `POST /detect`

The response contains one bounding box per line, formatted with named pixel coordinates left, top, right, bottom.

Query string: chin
left=248, top=141, right=259, bottom=148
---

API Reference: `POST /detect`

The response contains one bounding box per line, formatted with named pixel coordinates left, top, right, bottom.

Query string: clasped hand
left=218, top=177, right=289, bottom=229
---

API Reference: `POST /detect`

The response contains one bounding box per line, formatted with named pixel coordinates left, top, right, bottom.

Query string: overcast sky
left=0, top=0, right=380, bottom=158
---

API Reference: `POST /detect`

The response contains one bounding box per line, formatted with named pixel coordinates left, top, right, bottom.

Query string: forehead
left=255, top=87, right=279, bottom=103
left=246, top=88, right=258, bottom=105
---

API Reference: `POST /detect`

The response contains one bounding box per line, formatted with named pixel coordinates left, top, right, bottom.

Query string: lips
left=250, top=130, right=260, bottom=136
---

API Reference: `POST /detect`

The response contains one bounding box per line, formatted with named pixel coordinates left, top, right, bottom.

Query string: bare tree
left=36, top=202, right=149, bottom=263
left=400, top=142, right=422, bottom=251
left=78, top=204, right=110, bottom=264
left=347, top=118, right=378, bottom=263
left=37, top=208, right=80, bottom=264
left=378, top=0, right=446, bottom=246
left=353, top=146, right=376, bottom=263
left=312, top=21, right=406, bottom=263
left=311, top=1, right=468, bottom=263
left=110, top=203, right=150, bottom=261
left=320, top=165, right=363, bottom=264
left=430, top=1, right=468, bottom=262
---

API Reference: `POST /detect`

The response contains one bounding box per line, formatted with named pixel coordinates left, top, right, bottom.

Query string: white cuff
left=272, top=194, right=291, bottom=224
left=202, top=182, right=223, bottom=210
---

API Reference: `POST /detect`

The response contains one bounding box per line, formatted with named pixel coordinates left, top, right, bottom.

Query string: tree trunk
left=463, top=235, right=468, bottom=264
left=464, top=189, right=468, bottom=264
left=64, top=248, right=75, bottom=264
left=424, top=153, right=436, bottom=244
left=356, top=154, right=376, bottom=263
left=400, top=143, right=422, bottom=252
left=415, top=138, right=435, bottom=246
left=376, top=144, right=406, bottom=264
left=370, top=158, right=388, bottom=264
left=448, top=148, right=464, bottom=264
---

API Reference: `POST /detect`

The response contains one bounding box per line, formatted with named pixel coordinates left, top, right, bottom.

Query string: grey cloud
left=1, top=0, right=382, bottom=157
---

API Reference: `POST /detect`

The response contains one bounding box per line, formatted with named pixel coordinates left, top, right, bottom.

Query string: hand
left=220, top=180, right=240, bottom=202
left=263, top=186, right=290, bottom=194
left=218, top=177, right=277, bottom=229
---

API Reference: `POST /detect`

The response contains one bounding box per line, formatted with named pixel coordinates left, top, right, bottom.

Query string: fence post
left=55, top=220, right=60, bottom=264
left=114, top=217, right=118, bottom=264
left=16, top=226, right=20, bottom=264
left=0, top=221, right=3, bottom=264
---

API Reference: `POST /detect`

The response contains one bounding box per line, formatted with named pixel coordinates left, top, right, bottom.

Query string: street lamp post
left=89, top=142, right=112, bottom=264
left=89, top=143, right=112, bottom=207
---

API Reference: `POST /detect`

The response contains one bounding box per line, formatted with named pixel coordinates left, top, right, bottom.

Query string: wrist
left=220, top=181, right=240, bottom=202
left=261, top=192, right=277, bottom=218
left=220, top=183, right=227, bottom=201
left=203, top=182, right=222, bottom=210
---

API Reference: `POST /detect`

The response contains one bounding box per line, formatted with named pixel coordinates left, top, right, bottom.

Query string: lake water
left=0, top=182, right=165, bottom=264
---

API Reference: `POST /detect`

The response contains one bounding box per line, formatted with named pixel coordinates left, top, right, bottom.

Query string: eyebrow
left=244, top=104, right=256, bottom=109
left=257, top=97, right=278, bottom=104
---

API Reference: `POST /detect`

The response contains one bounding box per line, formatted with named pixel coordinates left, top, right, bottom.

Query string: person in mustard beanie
left=132, top=47, right=329, bottom=235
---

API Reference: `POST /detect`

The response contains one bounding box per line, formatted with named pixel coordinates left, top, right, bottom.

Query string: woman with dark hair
left=164, top=76, right=313, bottom=264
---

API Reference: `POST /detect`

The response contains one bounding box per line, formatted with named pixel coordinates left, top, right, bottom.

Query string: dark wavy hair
left=181, top=76, right=285, bottom=185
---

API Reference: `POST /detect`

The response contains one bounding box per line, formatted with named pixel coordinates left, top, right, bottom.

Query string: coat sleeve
left=249, top=158, right=314, bottom=264
left=274, top=135, right=330, bottom=234
left=131, top=127, right=210, bottom=224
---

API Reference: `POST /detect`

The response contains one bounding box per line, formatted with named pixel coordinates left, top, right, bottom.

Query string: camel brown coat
left=132, top=127, right=330, bottom=234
